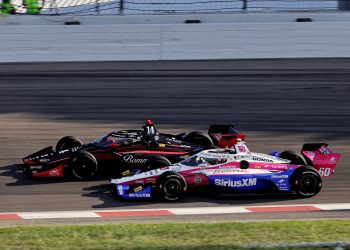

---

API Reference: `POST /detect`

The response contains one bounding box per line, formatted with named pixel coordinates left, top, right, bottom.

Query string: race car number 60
left=319, top=167, right=331, bottom=177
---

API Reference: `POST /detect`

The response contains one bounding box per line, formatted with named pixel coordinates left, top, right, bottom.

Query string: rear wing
left=301, top=143, right=340, bottom=178
left=208, top=125, right=245, bottom=148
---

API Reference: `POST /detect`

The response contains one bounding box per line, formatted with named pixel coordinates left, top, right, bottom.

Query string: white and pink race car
left=110, top=140, right=340, bottom=201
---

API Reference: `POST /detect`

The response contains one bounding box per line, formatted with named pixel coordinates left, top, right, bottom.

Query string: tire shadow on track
left=81, top=183, right=304, bottom=209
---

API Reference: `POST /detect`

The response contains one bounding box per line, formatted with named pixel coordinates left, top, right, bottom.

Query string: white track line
left=0, top=203, right=349, bottom=221
left=19, top=211, right=99, bottom=220
left=169, top=206, right=250, bottom=215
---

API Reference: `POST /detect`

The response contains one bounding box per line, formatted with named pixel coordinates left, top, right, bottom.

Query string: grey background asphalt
left=0, top=59, right=349, bottom=222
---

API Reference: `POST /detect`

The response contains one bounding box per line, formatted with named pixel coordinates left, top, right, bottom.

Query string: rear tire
left=184, top=131, right=213, bottom=146
left=291, top=166, right=322, bottom=198
left=56, top=136, right=83, bottom=152
left=70, top=151, right=98, bottom=180
left=154, top=172, right=186, bottom=201
left=146, top=155, right=171, bottom=171
left=280, top=150, right=307, bottom=165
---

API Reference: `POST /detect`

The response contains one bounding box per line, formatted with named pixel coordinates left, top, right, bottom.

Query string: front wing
left=115, top=184, right=153, bottom=199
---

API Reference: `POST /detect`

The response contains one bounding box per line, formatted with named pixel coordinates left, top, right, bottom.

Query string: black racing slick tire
left=70, top=151, right=98, bottom=180
left=56, top=136, right=83, bottom=152
left=155, top=172, right=187, bottom=201
left=290, top=166, right=322, bottom=198
left=280, top=150, right=307, bottom=165
left=146, top=155, right=171, bottom=171
left=184, top=132, right=213, bottom=146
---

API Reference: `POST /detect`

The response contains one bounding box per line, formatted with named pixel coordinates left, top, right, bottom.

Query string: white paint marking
left=315, top=203, right=350, bottom=211
left=2, top=203, right=349, bottom=220
left=19, top=211, right=98, bottom=219
left=169, top=206, right=250, bottom=215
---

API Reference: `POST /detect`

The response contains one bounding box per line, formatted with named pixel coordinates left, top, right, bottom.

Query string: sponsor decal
left=275, top=179, right=289, bottom=191
left=117, top=185, right=125, bottom=195
left=214, top=178, right=257, bottom=188
left=122, top=155, right=148, bottom=164
left=194, top=176, right=202, bottom=184
left=128, top=193, right=151, bottom=198
left=252, top=156, right=273, bottom=162
left=146, top=178, right=156, bottom=183
left=268, top=165, right=289, bottom=170
left=213, top=169, right=246, bottom=174
left=158, top=144, right=166, bottom=148
left=122, top=170, right=130, bottom=176
left=135, top=180, right=144, bottom=184
left=30, top=165, right=43, bottom=170
left=134, top=186, right=142, bottom=192
left=39, top=159, right=50, bottom=163
left=107, top=136, right=115, bottom=142
left=255, top=165, right=262, bottom=169
left=172, top=139, right=182, bottom=144
left=49, top=168, right=60, bottom=177
left=235, top=155, right=250, bottom=159
left=237, top=146, right=246, bottom=152
left=271, top=174, right=289, bottom=179
left=320, top=146, right=329, bottom=154
left=70, top=146, right=82, bottom=152
left=171, top=166, right=181, bottom=171
left=306, top=151, right=315, bottom=160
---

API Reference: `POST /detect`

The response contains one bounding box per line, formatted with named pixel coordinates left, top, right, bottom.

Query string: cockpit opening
left=181, top=156, right=227, bottom=167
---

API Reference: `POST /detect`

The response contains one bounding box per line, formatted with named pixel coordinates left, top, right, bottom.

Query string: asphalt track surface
left=0, top=58, right=349, bottom=223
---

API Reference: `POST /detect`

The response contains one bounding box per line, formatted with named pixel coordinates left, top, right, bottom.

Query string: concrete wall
left=1, top=14, right=350, bottom=62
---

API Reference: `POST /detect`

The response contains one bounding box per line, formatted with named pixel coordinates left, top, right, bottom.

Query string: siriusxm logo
left=214, top=178, right=257, bottom=188
left=272, top=174, right=289, bottom=179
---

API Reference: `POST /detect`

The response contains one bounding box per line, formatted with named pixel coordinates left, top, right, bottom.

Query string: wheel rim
left=73, top=157, right=96, bottom=179
left=299, top=174, right=318, bottom=195
left=163, top=179, right=182, bottom=198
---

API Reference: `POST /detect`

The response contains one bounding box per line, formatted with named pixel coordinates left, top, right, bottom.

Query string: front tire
left=291, top=167, right=322, bottom=198
left=56, top=136, right=83, bottom=152
left=70, top=151, right=98, bottom=180
left=146, top=155, right=171, bottom=171
left=154, top=172, right=186, bottom=201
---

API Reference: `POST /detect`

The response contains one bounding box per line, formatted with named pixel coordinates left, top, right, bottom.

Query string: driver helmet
left=145, top=119, right=154, bottom=126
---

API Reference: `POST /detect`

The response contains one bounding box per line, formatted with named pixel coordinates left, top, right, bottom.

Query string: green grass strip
left=0, top=220, right=349, bottom=250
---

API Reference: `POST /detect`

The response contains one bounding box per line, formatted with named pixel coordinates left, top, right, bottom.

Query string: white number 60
left=319, top=168, right=331, bottom=177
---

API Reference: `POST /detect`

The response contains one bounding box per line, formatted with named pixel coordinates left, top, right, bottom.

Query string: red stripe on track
left=247, top=206, right=320, bottom=213
left=0, top=214, right=22, bottom=220
left=96, top=210, right=174, bottom=218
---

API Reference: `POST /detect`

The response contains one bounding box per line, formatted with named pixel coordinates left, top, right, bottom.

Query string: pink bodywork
left=302, top=144, right=340, bottom=178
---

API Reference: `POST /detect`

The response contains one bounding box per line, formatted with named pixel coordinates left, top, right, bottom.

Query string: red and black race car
left=23, top=121, right=243, bottom=180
